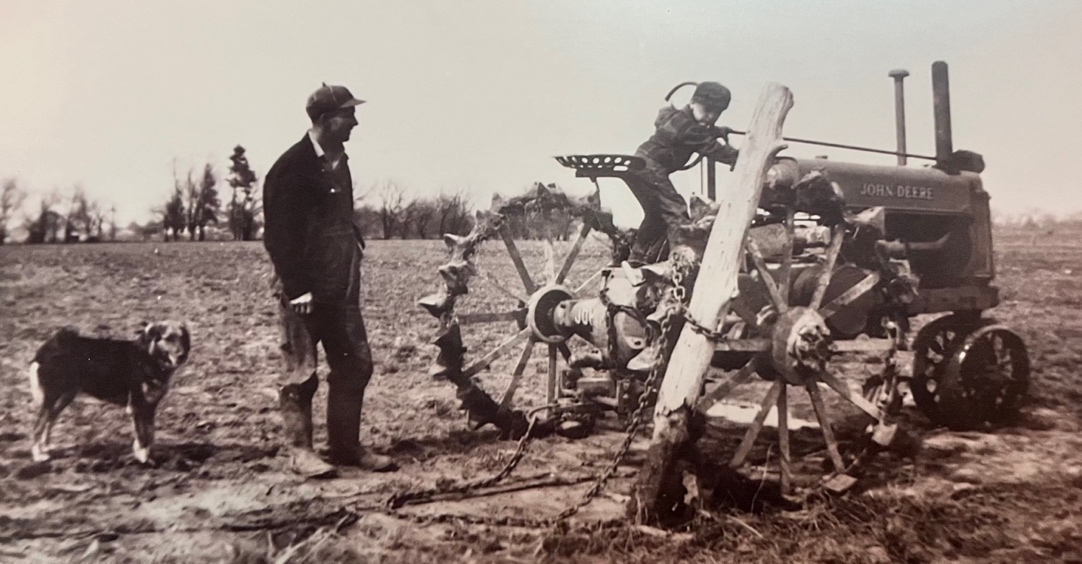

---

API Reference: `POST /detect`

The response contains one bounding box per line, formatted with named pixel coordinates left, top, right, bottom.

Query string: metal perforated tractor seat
left=555, top=154, right=645, bottom=178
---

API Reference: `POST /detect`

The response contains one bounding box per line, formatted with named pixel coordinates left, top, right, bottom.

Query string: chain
left=383, top=508, right=551, bottom=528
left=682, top=312, right=727, bottom=341
left=548, top=257, right=689, bottom=524
left=386, top=406, right=546, bottom=510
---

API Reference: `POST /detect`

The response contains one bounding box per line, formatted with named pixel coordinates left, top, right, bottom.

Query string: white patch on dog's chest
left=143, top=380, right=171, bottom=404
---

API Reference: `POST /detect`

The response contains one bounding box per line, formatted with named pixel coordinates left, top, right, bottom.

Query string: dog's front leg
left=130, top=402, right=157, bottom=464
left=31, top=405, right=54, bottom=462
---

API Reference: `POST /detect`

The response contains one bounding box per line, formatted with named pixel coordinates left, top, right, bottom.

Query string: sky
left=1, top=0, right=1081, bottom=228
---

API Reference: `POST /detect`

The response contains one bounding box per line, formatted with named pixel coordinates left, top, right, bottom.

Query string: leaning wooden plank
left=629, top=83, right=794, bottom=524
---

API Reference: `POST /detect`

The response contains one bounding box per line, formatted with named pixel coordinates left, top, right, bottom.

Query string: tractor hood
left=767, top=157, right=984, bottom=214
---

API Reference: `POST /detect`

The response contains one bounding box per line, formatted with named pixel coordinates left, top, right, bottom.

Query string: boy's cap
left=691, top=82, right=731, bottom=108
left=306, top=83, right=365, bottom=121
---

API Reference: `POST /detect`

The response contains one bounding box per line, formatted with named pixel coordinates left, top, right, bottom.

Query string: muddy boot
left=326, top=387, right=397, bottom=472
left=280, top=376, right=337, bottom=479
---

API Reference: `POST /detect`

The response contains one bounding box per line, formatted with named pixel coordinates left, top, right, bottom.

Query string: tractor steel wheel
left=935, top=325, right=1030, bottom=431
left=452, top=222, right=598, bottom=420
left=910, top=313, right=987, bottom=425
left=698, top=213, right=894, bottom=493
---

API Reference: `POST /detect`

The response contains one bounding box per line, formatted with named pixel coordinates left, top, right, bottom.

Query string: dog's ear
left=136, top=322, right=150, bottom=344
left=139, top=323, right=163, bottom=346
left=179, top=323, right=191, bottom=356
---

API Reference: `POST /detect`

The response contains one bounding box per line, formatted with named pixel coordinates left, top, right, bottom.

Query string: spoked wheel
left=454, top=222, right=600, bottom=420
left=935, top=325, right=1030, bottom=430
left=698, top=214, right=891, bottom=492
left=910, top=313, right=986, bottom=425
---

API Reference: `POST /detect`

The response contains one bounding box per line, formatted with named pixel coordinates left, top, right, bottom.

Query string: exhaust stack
left=932, top=61, right=953, bottom=163
left=888, top=69, right=910, bottom=165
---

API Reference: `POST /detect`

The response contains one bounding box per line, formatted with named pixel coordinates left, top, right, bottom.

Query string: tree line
left=0, top=179, right=118, bottom=245
left=364, top=180, right=576, bottom=241
left=1, top=142, right=578, bottom=245
left=145, top=145, right=260, bottom=242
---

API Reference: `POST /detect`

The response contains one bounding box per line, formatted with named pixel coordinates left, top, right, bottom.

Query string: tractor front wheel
left=934, top=325, right=1031, bottom=430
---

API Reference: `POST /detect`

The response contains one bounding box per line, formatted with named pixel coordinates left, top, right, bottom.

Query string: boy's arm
left=657, top=110, right=739, bottom=165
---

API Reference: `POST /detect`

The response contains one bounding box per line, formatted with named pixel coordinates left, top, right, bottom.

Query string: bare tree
left=402, top=197, right=438, bottom=239
left=376, top=180, right=405, bottom=239
left=436, top=189, right=472, bottom=236
left=178, top=162, right=221, bottom=241
left=167, top=169, right=186, bottom=242
left=353, top=204, right=381, bottom=241
left=0, top=178, right=27, bottom=245
left=158, top=179, right=186, bottom=242
left=129, top=220, right=162, bottom=241
left=23, top=190, right=64, bottom=244
left=521, top=208, right=572, bottom=241
left=86, top=200, right=108, bottom=242
left=60, top=186, right=86, bottom=243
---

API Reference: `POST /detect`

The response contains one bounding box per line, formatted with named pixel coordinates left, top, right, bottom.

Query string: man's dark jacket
left=263, top=134, right=365, bottom=304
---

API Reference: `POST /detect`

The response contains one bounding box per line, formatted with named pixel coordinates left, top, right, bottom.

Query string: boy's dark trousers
left=624, top=168, right=690, bottom=263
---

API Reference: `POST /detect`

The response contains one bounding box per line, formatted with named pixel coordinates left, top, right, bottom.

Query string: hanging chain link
left=549, top=269, right=685, bottom=523
left=386, top=405, right=545, bottom=510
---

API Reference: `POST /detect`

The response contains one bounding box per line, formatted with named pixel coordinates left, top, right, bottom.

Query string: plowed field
left=2, top=228, right=1080, bottom=563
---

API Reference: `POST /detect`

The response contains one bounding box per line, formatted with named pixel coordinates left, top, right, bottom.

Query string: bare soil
left=1, top=228, right=1081, bottom=563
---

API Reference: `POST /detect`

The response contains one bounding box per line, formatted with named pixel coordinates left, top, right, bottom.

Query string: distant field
left=1, top=228, right=1080, bottom=563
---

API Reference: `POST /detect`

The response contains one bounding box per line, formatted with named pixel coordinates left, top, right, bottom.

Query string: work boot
left=326, top=386, right=397, bottom=472
left=279, top=376, right=337, bottom=479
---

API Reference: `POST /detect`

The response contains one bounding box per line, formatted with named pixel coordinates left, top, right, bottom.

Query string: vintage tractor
left=417, top=62, right=1030, bottom=490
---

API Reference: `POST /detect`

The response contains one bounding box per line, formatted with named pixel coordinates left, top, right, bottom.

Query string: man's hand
left=290, top=292, right=314, bottom=315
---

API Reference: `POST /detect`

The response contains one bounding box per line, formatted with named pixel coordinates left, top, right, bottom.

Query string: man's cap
left=691, top=82, right=731, bottom=109
left=306, top=83, right=365, bottom=121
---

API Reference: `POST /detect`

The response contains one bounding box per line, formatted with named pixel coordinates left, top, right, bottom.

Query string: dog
left=28, top=321, right=191, bottom=463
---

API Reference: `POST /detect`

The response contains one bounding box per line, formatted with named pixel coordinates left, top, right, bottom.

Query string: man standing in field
left=263, top=83, right=395, bottom=478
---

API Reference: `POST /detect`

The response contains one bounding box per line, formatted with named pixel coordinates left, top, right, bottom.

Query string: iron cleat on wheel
left=871, top=421, right=898, bottom=448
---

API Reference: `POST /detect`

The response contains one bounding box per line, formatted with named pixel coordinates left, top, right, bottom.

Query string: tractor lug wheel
left=910, top=313, right=991, bottom=425
left=935, top=325, right=1030, bottom=431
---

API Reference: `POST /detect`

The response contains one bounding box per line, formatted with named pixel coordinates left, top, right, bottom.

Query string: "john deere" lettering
left=859, top=183, right=935, bottom=200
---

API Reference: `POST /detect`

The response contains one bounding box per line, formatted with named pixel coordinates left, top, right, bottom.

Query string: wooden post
left=629, top=83, right=794, bottom=523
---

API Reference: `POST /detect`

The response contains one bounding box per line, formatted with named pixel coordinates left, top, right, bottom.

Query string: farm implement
left=412, top=62, right=1030, bottom=518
